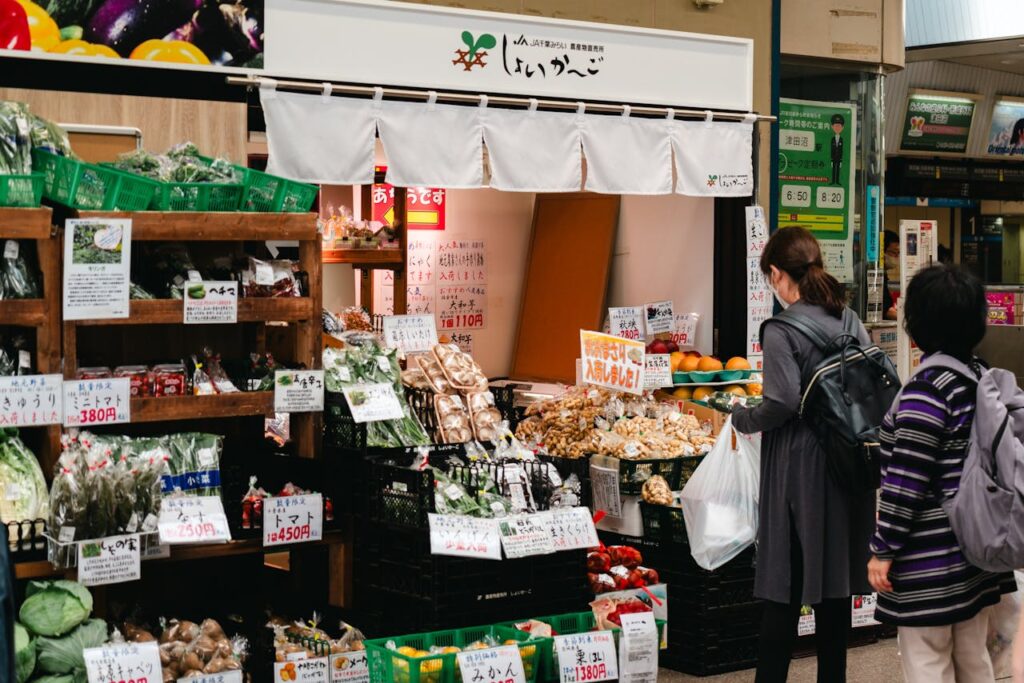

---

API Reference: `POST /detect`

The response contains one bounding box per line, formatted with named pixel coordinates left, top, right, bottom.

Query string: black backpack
left=762, top=308, right=901, bottom=493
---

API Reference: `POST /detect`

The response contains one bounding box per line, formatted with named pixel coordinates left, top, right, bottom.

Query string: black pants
left=754, top=525, right=850, bottom=683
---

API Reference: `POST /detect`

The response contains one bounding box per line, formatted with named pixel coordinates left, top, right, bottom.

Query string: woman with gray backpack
left=868, top=263, right=1017, bottom=682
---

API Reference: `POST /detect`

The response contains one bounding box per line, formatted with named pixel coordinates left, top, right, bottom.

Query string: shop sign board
left=158, top=495, right=232, bottom=544
left=986, top=97, right=1024, bottom=158
left=0, top=374, right=63, bottom=426
left=78, top=533, right=142, bottom=587
left=429, top=513, right=502, bottom=560
left=457, top=645, right=526, bottom=683
left=274, top=656, right=330, bottom=683
left=274, top=370, right=326, bottom=413
left=372, top=167, right=446, bottom=230
left=899, top=91, right=977, bottom=154
left=778, top=99, right=856, bottom=282
left=184, top=281, right=238, bottom=324
left=84, top=641, right=162, bottom=683
left=580, top=331, right=644, bottom=395
left=618, top=613, right=659, bottom=683
left=63, top=218, right=131, bottom=321
left=263, top=493, right=324, bottom=547
left=63, top=377, right=131, bottom=427
left=548, top=507, right=600, bottom=551
left=553, top=631, right=618, bottom=683
left=267, top=0, right=754, bottom=111
left=341, top=383, right=404, bottom=423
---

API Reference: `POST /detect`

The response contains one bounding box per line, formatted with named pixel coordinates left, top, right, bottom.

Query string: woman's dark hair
left=904, top=264, right=986, bottom=361
left=760, top=226, right=846, bottom=317
left=884, top=230, right=899, bottom=251
left=1012, top=118, right=1024, bottom=145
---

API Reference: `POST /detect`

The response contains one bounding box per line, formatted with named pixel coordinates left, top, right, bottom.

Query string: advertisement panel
left=899, top=90, right=977, bottom=154
left=986, top=97, right=1024, bottom=158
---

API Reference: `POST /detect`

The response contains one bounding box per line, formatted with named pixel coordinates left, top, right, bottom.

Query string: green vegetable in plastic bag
left=31, top=674, right=79, bottom=683
left=0, top=101, right=32, bottom=175
left=0, top=428, right=50, bottom=539
left=15, top=622, right=35, bottom=683
left=29, top=116, right=73, bottom=158
left=19, top=581, right=93, bottom=637
left=35, top=619, right=106, bottom=675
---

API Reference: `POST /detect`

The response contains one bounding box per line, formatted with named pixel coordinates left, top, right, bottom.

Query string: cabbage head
left=29, top=675, right=78, bottom=683
left=35, top=618, right=107, bottom=675
left=19, top=581, right=93, bottom=637
left=14, top=622, right=34, bottom=683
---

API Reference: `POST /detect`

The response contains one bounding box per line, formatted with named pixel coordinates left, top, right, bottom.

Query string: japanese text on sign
left=498, top=34, right=605, bottom=82
left=274, top=371, right=326, bottom=413
left=456, top=645, right=526, bottom=683
left=158, top=496, right=231, bottom=545
left=554, top=631, right=618, bottom=683
left=643, top=355, right=672, bottom=389
left=618, top=613, right=658, bottom=683
left=64, top=218, right=132, bottom=321
left=382, top=314, right=439, bottom=354
left=84, top=641, right=162, bottom=683
left=670, top=313, right=699, bottom=349
left=177, top=672, right=242, bottom=683
left=499, top=513, right=555, bottom=559
left=852, top=594, right=880, bottom=628
left=275, top=656, right=330, bottom=683
left=183, top=281, right=238, bottom=325
left=341, top=383, right=404, bottom=423
left=607, top=307, right=644, bottom=340
left=438, top=285, right=487, bottom=330
left=429, top=513, right=502, bottom=560
left=547, top=507, right=600, bottom=551
left=0, top=374, right=63, bottom=426
left=580, top=331, right=645, bottom=396
left=408, top=238, right=437, bottom=285
left=437, top=239, right=486, bottom=284
left=78, top=533, right=142, bottom=587
left=263, top=494, right=324, bottom=547
left=63, top=378, right=130, bottom=427
left=745, top=206, right=771, bottom=368
left=330, top=650, right=369, bottom=683
left=644, top=301, right=674, bottom=335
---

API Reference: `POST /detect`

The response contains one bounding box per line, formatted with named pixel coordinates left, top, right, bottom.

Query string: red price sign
left=157, top=496, right=231, bottom=545
left=78, top=407, right=118, bottom=424
left=440, top=314, right=484, bottom=329
left=573, top=664, right=609, bottom=682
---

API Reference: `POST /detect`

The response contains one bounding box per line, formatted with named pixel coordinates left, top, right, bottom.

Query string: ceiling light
left=1001, top=59, right=1017, bottom=64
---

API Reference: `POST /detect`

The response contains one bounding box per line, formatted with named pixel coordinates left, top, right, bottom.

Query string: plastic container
left=717, top=370, right=746, bottom=382
left=233, top=164, right=318, bottom=212
left=0, top=173, right=44, bottom=207
left=150, top=181, right=243, bottom=211
left=617, top=457, right=682, bottom=496
left=33, top=150, right=157, bottom=210
left=687, top=371, right=719, bottom=383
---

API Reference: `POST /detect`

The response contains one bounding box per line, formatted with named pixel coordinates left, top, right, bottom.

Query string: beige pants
left=898, top=608, right=995, bottom=683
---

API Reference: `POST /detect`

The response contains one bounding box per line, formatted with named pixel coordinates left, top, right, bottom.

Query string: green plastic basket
left=149, top=180, right=243, bottom=211
left=33, top=150, right=156, bottom=211
left=0, top=173, right=43, bottom=207
left=234, top=164, right=317, bottom=212
left=366, top=625, right=543, bottom=683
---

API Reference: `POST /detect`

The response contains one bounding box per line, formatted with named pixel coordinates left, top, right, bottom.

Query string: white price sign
left=63, top=377, right=131, bottom=427
left=0, top=374, right=63, bottom=426
left=157, top=496, right=231, bottom=545
left=457, top=645, right=526, bottom=683
left=178, top=672, right=242, bottom=683
left=670, top=313, right=699, bottom=348
left=618, top=613, right=659, bottom=683
left=607, top=307, right=644, bottom=341
left=263, top=494, right=324, bottom=547
left=554, top=631, right=618, bottom=683
left=547, top=507, right=600, bottom=551
left=429, top=513, right=502, bottom=560
left=643, top=355, right=672, bottom=389
left=183, top=281, right=238, bottom=324
left=499, top=513, right=555, bottom=559
left=330, top=650, right=369, bottom=683
left=77, top=533, right=141, bottom=587
left=274, top=370, right=326, bottom=413
left=84, top=641, right=162, bottom=683
left=341, top=383, right=404, bottom=423
left=644, top=301, right=674, bottom=335
left=382, top=314, right=439, bottom=354
left=275, top=656, right=330, bottom=683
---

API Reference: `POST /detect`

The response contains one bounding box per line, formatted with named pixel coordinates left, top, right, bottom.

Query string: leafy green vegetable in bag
left=0, top=101, right=32, bottom=175
left=0, top=429, right=50, bottom=531
left=15, top=622, right=35, bottom=683
left=29, top=674, right=77, bottom=683
left=19, top=581, right=93, bottom=637
left=35, top=619, right=106, bottom=674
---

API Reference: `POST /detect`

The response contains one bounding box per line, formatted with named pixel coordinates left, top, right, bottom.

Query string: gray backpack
left=894, top=353, right=1024, bottom=573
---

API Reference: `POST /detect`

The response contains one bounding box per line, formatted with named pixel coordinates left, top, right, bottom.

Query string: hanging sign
left=643, top=355, right=672, bottom=389
left=428, top=513, right=502, bottom=560
left=580, top=331, right=645, bottom=395
left=553, top=632, right=618, bottom=683
left=456, top=645, right=526, bottom=683
left=78, top=534, right=142, bottom=587
left=263, top=494, right=324, bottom=547
left=158, top=496, right=231, bottom=545
left=644, top=301, right=674, bottom=335
left=0, top=374, right=63, bottom=426
left=184, top=281, right=239, bottom=324
left=341, top=383, right=404, bottom=423
left=274, top=370, right=326, bottom=413
left=899, top=91, right=977, bottom=154
left=607, top=307, right=644, bottom=341
left=438, top=285, right=487, bottom=330
left=618, top=613, right=659, bottom=683
left=63, top=378, right=131, bottom=427
left=499, top=513, right=555, bottom=558
left=63, top=219, right=132, bottom=321
left=274, top=657, right=330, bottom=683
left=84, top=641, right=162, bottom=683
left=382, top=314, right=439, bottom=354
left=330, top=650, right=369, bottom=683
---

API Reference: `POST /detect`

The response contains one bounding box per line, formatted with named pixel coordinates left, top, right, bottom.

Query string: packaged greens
left=15, top=622, right=34, bottom=683
left=35, top=618, right=107, bottom=675
left=114, top=142, right=240, bottom=184
left=432, top=469, right=483, bottom=517
left=1, top=239, right=41, bottom=299
left=0, top=101, right=32, bottom=175
left=0, top=428, right=50, bottom=537
left=29, top=115, right=73, bottom=158
left=19, top=580, right=93, bottom=637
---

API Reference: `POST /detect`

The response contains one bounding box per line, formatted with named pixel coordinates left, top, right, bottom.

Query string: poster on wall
left=899, top=90, right=977, bottom=154
left=778, top=99, right=856, bottom=282
left=745, top=206, right=770, bottom=370
left=0, top=0, right=264, bottom=68
left=897, top=220, right=936, bottom=380
left=986, top=97, right=1024, bottom=158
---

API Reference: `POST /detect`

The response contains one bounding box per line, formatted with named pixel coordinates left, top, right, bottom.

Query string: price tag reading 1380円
left=554, top=631, right=618, bottom=683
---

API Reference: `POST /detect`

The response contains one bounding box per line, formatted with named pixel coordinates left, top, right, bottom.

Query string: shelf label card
left=548, top=507, right=600, bottom=551
left=274, top=370, right=325, bottom=413
left=457, top=645, right=526, bottom=683
left=64, top=218, right=131, bottom=321
left=671, top=313, right=700, bottom=349
left=341, top=383, right=404, bottom=423
left=644, top=300, right=674, bottom=335
left=158, top=495, right=231, bottom=545
left=184, top=280, right=238, bottom=324
left=78, top=533, right=141, bottom=587
left=382, top=314, right=438, bottom=354
left=330, top=650, right=369, bottom=683
left=554, top=631, right=618, bottom=683
left=643, top=355, right=672, bottom=389
left=274, top=656, right=330, bottom=683
left=429, top=513, right=502, bottom=560
left=263, top=493, right=324, bottom=547
left=63, top=377, right=131, bottom=427
left=607, top=307, right=644, bottom=340
left=499, top=512, right=555, bottom=559
left=84, top=641, right=162, bottom=683
left=618, top=613, right=658, bottom=683
left=178, top=672, right=242, bottom=683
left=0, top=373, right=63, bottom=426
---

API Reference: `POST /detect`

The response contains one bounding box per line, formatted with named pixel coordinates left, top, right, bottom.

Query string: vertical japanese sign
left=63, top=218, right=131, bottom=320
left=579, top=331, right=645, bottom=396
left=63, top=378, right=131, bottom=427
left=263, top=494, right=324, bottom=547
left=77, top=533, right=142, bottom=587
left=778, top=99, right=856, bottom=282
left=437, top=239, right=487, bottom=330
left=0, top=374, right=63, bottom=426
left=407, top=236, right=437, bottom=286
left=183, top=281, right=238, bottom=324
left=866, top=185, right=881, bottom=265
left=84, top=641, right=162, bottom=683
left=899, top=91, right=977, bottom=154
left=745, top=206, right=771, bottom=369
left=897, top=220, right=936, bottom=379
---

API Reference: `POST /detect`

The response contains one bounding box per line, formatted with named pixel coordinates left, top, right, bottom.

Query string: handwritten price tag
left=457, top=645, right=526, bottom=683
left=607, top=307, right=644, bottom=340
left=274, top=370, right=326, bottom=413
left=263, top=494, right=323, bottom=547
left=643, top=355, right=672, bottom=389
left=554, top=632, right=618, bottom=683
left=429, top=513, right=502, bottom=560
left=547, top=507, right=599, bottom=551
left=178, top=672, right=242, bottom=683
left=78, top=533, right=141, bottom=587
left=183, top=280, right=238, bottom=325
left=0, top=374, right=63, bottom=426
left=84, top=641, right=162, bottom=683
left=274, top=656, right=330, bottom=683
left=63, top=378, right=131, bottom=427
left=382, top=314, right=438, bottom=354
left=499, top=513, right=555, bottom=559
left=670, top=313, right=699, bottom=348
left=158, top=496, right=231, bottom=545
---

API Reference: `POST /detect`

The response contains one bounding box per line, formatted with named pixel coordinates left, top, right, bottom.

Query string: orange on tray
left=679, top=355, right=701, bottom=373
left=693, top=386, right=714, bottom=402
left=726, top=356, right=751, bottom=370
left=670, top=351, right=687, bottom=372
left=697, top=356, right=723, bottom=372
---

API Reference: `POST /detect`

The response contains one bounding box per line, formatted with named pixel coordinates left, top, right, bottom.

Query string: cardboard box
left=680, top=400, right=728, bottom=436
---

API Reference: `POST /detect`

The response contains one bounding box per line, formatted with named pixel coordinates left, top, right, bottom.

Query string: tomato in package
left=153, top=363, right=187, bottom=397
left=114, top=365, right=150, bottom=397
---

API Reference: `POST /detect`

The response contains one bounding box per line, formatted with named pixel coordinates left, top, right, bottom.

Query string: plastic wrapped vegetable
left=0, top=101, right=32, bottom=175
left=0, top=428, right=50, bottom=537
left=29, top=115, right=73, bottom=157
left=1, top=239, right=41, bottom=299
left=35, top=618, right=107, bottom=674
left=15, top=622, right=35, bottom=683
left=19, top=581, right=93, bottom=637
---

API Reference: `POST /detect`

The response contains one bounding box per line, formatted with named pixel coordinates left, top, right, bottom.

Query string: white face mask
left=771, top=284, right=790, bottom=310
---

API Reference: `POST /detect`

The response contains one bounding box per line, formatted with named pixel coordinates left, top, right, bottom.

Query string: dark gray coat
left=732, top=300, right=875, bottom=606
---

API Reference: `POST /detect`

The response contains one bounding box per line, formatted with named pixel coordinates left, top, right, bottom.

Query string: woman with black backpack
left=731, top=227, right=876, bottom=683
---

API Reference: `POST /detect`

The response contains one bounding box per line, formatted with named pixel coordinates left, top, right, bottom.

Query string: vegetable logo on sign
left=453, top=30, right=496, bottom=71
left=899, top=91, right=976, bottom=154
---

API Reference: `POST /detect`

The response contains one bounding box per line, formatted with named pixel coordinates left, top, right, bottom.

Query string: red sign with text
left=374, top=166, right=446, bottom=230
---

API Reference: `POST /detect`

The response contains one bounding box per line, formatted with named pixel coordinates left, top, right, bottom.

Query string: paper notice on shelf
left=63, top=218, right=131, bottom=321
left=84, top=641, right=162, bottom=683
left=607, top=306, right=644, bottom=340
left=580, top=330, right=645, bottom=396
left=438, top=285, right=487, bottom=330
left=274, top=656, right=330, bottom=683
left=554, top=631, right=618, bottom=683
left=0, top=374, right=63, bottom=426
left=852, top=594, right=880, bottom=628
left=457, top=645, right=525, bottom=683
left=589, top=460, right=622, bottom=519
left=330, top=650, right=369, bottom=683
left=382, top=314, right=438, bottom=354
left=183, top=280, right=238, bottom=324
left=618, top=613, right=659, bottom=683
left=429, top=513, right=502, bottom=560
left=499, top=512, right=555, bottom=558
left=62, top=377, right=130, bottom=427
left=263, top=493, right=324, bottom=547
left=77, top=533, right=141, bottom=587
left=670, top=313, right=700, bottom=349
left=643, top=355, right=672, bottom=389
left=342, top=383, right=404, bottom=423
left=274, top=370, right=326, bottom=413
left=177, top=672, right=242, bottom=683
left=644, top=300, right=674, bottom=335
left=158, top=495, right=231, bottom=545
left=437, top=238, right=486, bottom=284
left=547, top=507, right=600, bottom=551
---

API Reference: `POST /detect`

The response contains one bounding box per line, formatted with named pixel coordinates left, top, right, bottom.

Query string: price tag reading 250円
left=263, top=494, right=324, bottom=547
left=158, top=496, right=231, bottom=545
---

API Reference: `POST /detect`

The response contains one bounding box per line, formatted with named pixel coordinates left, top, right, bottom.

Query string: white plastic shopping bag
left=679, top=417, right=761, bottom=570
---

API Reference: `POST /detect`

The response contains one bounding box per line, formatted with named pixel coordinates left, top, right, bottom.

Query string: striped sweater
left=870, top=366, right=1015, bottom=627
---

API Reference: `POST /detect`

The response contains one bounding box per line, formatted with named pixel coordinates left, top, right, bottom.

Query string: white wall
left=608, top=194, right=716, bottom=354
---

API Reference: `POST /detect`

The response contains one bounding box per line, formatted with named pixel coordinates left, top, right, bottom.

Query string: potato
left=203, top=656, right=227, bottom=674
left=200, top=618, right=225, bottom=641
left=192, top=636, right=217, bottom=661
left=177, top=621, right=200, bottom=643
left=182, top=651, right=204, bottom=672
left=162, top=669, right=175, bottom=683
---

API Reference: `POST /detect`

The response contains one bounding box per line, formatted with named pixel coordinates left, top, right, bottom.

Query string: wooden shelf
left=73, top=297, right=315, bottom=326
left=0, top=299, right=47, bottom=326
left=0, top=207, right=52, bottom=240
left=323, top=248, right=403, bottom=267
left=129, top=392, right=274, bottom=423
left=72, top=211, right=319, bottom=241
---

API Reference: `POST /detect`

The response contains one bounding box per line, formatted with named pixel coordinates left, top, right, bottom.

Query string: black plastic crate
left=619, top=457, right=682, bottom=495
left=661, top=633, right=759, bottom=677
left=537, top=453, right=592, bottom=508
left=677, top=453, right=706, bottom=489
left=324, top=391, right=367, bottom=450
left=639, top=501, right=687, bottom=546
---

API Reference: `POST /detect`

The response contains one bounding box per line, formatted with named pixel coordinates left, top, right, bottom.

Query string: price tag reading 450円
left=158, top=496, right=231, bottom=545
left=263, top=493, right=324, bottom=547
left=554, top=631, right=618, bottom=683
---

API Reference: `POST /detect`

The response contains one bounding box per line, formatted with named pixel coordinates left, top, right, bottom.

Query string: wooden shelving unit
left=129, top=391, right=274, bottom=422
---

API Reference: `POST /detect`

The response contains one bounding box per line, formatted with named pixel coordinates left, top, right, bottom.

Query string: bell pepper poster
left=0, top=0, right=263, bottom=68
